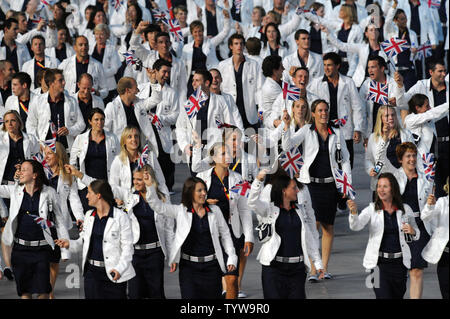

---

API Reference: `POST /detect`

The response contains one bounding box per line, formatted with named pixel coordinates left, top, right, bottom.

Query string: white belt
left=310, top=176, right=334, bottom=183
left=14, top=238, right=49, bottom=247
left=88, top=259, right=105, bottom=267
left=181, top=253, right=216, bottom=263
left=134, top=241, right=161, bottom=250
left=444, top=247, right=449, bottom=254
left=437, top=136, right=449, bottom=142
left=275, top=255, right=304, bottom=263
left=413, top=212, right=420, bottom=218
left=379, top=251, right=402, bottom=259
left=396, top=66, right=413, bottom=71
left=341, top=57, right=349, bottom=62
left=1, top=180, right=15, bottom=185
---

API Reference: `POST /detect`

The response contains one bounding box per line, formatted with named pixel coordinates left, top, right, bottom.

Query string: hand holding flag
left=138, top=144, right=151, bottom=169
left=335, top=169, right=356, bottom=200
left=149, top=113, right=163, bottom=131
left=184, top=88, right=208, bottom=120
left=422, top=153, right=436, bottom=182
left=282, top=81, right=300, bottom=101
left=367, top=80, right=389, bottom=105
left=32, top=152, right=53, bottom=179
left=332, top=116, right=348, bottom=127
left=279, top=148, right=304, bottom=178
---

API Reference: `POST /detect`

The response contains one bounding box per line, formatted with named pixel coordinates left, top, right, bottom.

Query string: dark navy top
left=15, top=190, right=45, bottom=241
left=197, top=97, right=210, bottom=145
left=87, top=207, right=113, bottom=262
left=309, top=127, right=333, bottom=178
left=235, top=60, right=250, bottom=127
left=18, top=98, right=29, bottom=128
left=78, top=97, right=93, bottom=131
left=85, top=134, right=108, bottom=180
left=337, top=26, right=351, bottom=74
left=130, top=160, right=139, bottom=176
left=133, top=192, right=159, bottom=245
left=402, top=177, right=420, bottom=213
left=55, top=44, right=67, bottom=62
left=325, top=76, right=339, bottom=121
left=231, top=0, right=242, bottom=22
left=121, top=100, right=140, bottom=131
left=309, top=26, right=322, bottom=55
left=49, top=175, right=59, bottom=191
left=432, top=84, right=448, bottom=137
left=46, top=94, right=68, bottom=149
left=269, top=45, right=279, bottom=57
left=386, top=137, right=402, bottom=168
left=208, top=171, right=230, bottom=224
left=181, top=208, right=215, bottom=257
left=230, top=157, right=242, bottom=175
left=0, top=85, right=12, bottom=105
left=192, top=45, right=207, bottom=72
left=76, top=58, right=89, bottom=85
left=1, top=39, right=19, bottom=72
left=380, top=210, right=402, bottom=253
left=91, top=45, right=105, bottom=63
left=275, top=206, right=303, bottom=257
left=409, top=1, right=421, bottom=39
left=372, top=102, right=381, bottom=132
left=205, top=9, right=218, bottom=37
left=296, top=51, right=307, bottom=68
left=34, top=59, right=46, bottom=85
left=396, top=30, right=413, bottom=67
left=4, top=136, right=24, bottom=181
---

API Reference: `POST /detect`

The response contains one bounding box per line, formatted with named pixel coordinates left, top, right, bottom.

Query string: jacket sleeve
left=404, top=103, right=449, bottom=129
left=211, top=16, right=231, bottom=47
left=421, top=202, right=440, bottom=222
left=96, top=64, right=108, bottom=99
left=281, top=124, right=305, bottom=152
left=158, top=91, right=180, bottom=126
left=50, top=189, right=71, bottom=260
left=104, top=102, right=114, bottom=133
left=215, top=207, right=238, bottom=267
left=349, top=79, right=365, bottom=134
left=404, top=205, right=420, bottom=241
left=327, top=31, right=362, bottom=54
left=66, top=98, right=86, bottom=137
left=237, top=193, right=254, bottom=243
left=175, top=107, right=191, bottom=153
left=69, top=135, right=82, bottom=167
left=191, top=146, right=212, bottom=173
left=146, top=185, right=180, bottom=219
left=103, top=50, right=122, bottom=79
left=115, top=213, right=134, bottom=276
left=69, top=179, right=85, bottom=221
left=279, top=13, right=302, bottom=38
left=247, top=179, right=271, bottom=218
left=349, top=205, right=372, bottom=232
left=25, top=96, right=40, bottom=137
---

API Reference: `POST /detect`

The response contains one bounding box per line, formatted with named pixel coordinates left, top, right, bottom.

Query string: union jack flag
left=234, top=0, right=242, bottom=14
left=28, top=213, right=54, bottom=230
left=296, top=7, right=316, bottom=15
left=122, top=50, right=138, bottom=66
left=30, top=17, right=43, bottom=28
left=111, top=0, right=124, bottom=11
left=185, top=88, right=208, bottom=120
left=279, top=147, right=304, bottom=178
left=282, top=81, right=300, bottom=101
left=32, top=152, right=53, bottom=179
left=332, top=116, right=348, bottom=127
left=422, top=153, right=436, bottom=182
left=163, top=19, right=183, bottom=42
left=149, top=112, right=163, bottom=131
left=367, top=80, right=389, bottom=105
left=335, top=169, right=355, bottom=200
left=40, top=0, right=56, bottom=6
left=230, top=181, right=251, bottom=198
left=380, top=37, right=410, bottom=59
left=152, top=9, right=170, bottom=21
left=258, top=111, right=264, bottom=124
left=415, top=41, right=433, bottom=61
left=215, top=118, right=233, bottom=129
left=427, top=0, right=441, bottom=9
left=138, top=144, right=151, bottom=169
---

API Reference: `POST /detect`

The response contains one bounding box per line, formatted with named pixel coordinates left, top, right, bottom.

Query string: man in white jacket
left=0, top=60, right=15, bottom=109
left=0, top=18, right=31, bottom=72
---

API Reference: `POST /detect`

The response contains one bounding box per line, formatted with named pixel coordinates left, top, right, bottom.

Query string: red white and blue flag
left=234, top=0, right=242, bottom=14
left=163, top=19, right=183, bottom=42
left=258, top=111, right=264, bottom=124
left=149, top=112, right=163, bottom=131
left=230, top=180, right=251, bottom=198
left=138, top=144, right=151, bottom=169
left=422, top=153, right=436, bottom=182
left=185, top=88, right=208, bottom=120
left=296, top=7, right=316, bottom=15
left=28, top=212, right=54, bottom=230
left=279, top=147, right=304, bottom=178
left=110, top=0, right=124, bottom=12
left=335, top=169, right=355, bottom=200
left=122, top=50, right=138, bottom=66
left=415, top=41, right=433, bottom=60
left=215, top=118, right=233, bottom=128
left=367, top=80, right=389, bottom=105
left=32, top=152, right=53, bottom=179
left=427, top=0, right=441, bottom=9
left=152, top=9, right=171, bottom=21
left=41, top=0, right=56, bottom=6
left=380, top=37, right=410, bottom=59
left=332, top=115, right=348, bottom=127
left=282, top=81, right=300, bottom=101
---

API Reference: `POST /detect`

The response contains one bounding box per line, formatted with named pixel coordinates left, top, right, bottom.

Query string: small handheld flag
left=111, top=0, right=124, bottom=12
left=122, top=50, right=139, bottom=66
left=422, top=153, right=436, bottom=182
left=215, top=118, right=233, bottom=129
left=427, top=0, right=441, bottom=9
left=332, top=116, right=348, bottom=127
left=152, top=9, right=171, bottom=21
left=279, top=148, right=304, bottom=178
left=335, top=169, right=355, bottom=200
left=163, top=19, right=183, bottom=42
left=149, top=112, right=163, bottom=131
left=230, top=181, right=251, bottom=198
left=138, top=144, right=151, bottom=169
left=367, top=80, right=389, bottom=105
left=282, top=81, right=300, bottom=101
left=380, top=37, right=410, bottom=59
left=415, top=41, right=433, bottom=61
left=184, top=88, right=208, bottom=120
left=32, top=152, right=53, bottom=179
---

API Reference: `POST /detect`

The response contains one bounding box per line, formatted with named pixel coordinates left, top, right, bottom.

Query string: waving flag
left=149, top=112, right=163, bottom=131
left=122, top=50, right=139, bottom=66
left=332, top=116, right=348, bottom=127
left=380, top=38, right=410, bottom=59
left=163, top=19, right=183, bottom=42
left=335, top=169, right=355, bottom=200
left=234, top=0, right=242, bottom=14
left=41, top=0, right=56, bottom=6
left=185, top=88, right=208, bottom=120
left=230, top=181, right=251, bottom=198
left=282, top=81, right=300, bottom=101
left=152, top=9, right=170, bottom=21
left=28, top=212, right=54, bottom=230
left=138, top=143, right=151, bottom=169
left=422, top=153, right=436, bottom=182
left=215, top=118, right=233, bottom=129
left=296, top=7, right=316, bottom=15
left=415, top=41, right=433, bottom=61
left=111, top=0, right=124, bottom=12
left=367, top=80, right=389, bottom=105
left=279, top=148, right=304, bottom=178
left=32, top=152, right=53, bottom=179
left=427, top=0, right=441, bottom=9
left=258, top=111, right=264, bottom=124
left=166, top=0, right=175, bottom=19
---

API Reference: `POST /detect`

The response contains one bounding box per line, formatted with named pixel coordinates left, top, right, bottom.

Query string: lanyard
left=213, top=169, right=229, bottom=201
left=19, top=100, right=28, bottom=113
left=36, top=61, right=45, bottom=69
left=232, top=158, right=240, bottom=171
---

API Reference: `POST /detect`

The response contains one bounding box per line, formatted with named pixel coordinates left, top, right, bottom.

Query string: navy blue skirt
left=11, top=243, right=52, bottom=296
left=408, top=217, right=431, bottom=269
left=221, top=231, right=244, bottom=277
left=307, top=182, right=339, bottom=225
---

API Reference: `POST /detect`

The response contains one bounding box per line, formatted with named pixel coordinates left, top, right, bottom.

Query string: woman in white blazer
left=0, top=160, right=70, bottom=299
left=44, top=27, right=75, bottom=63
left=281, top=100, right=352, bottom=279
left=347, top=172, right=420, bottom=299
left=365, top=106, right=414, bottom=191
left=70, top=108, right=120, bottom=212
left=421, top=179, right=449, bottom=299
left=260, top=23, right=288, bottom=59
left=55, top=179, right=135, bottom=299
left=247, top=169, right=324, bottom=299
left=43, top=141, right=84, bottom=299
left=145, top=174, right=237, bottom=299
left=194, top=141, right=254, bottom=299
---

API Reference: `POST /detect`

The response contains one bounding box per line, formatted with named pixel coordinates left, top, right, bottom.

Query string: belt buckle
left=197, top=256, right=205, bottom=262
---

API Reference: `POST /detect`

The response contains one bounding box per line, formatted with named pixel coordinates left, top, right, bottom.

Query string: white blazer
left=58, top=55, right=108, bottom=99
left=51, top=175, right=85, bottom=228
left=4, top=91, right=40, bottom=124
left=421, top=196, right=449, bottom=264
left=69, top=207, right=136, bottom=283
left=247, top=179, right=323, bottom=270
left=0, top=131, right=40, bottom=183
left=88, top=43, right=121, bottom=91
left=221, top=92, right=244, bottom=131
left=26, top=91, right=86, bottom=150
left=282, top=50, right=324, bottom=85
left=0, top=41, right=31, bottom=71
left=259, top=45, right=288, bottom=60
left=70, top=92, right=105, bottom=111
left=309, top=74, right=366, bottom=140
left=349, top=203, right=420, bottom=270
left=104, top=95, right=159, bottom=156
left=281, top=124, right=352, bottom=185
left=0, top=184, right=71, bottom=260
left=218, top=56, right=264, bottom=125
left=364, top=129, right=414, bottom=190
left=260, top=77, right=282, bottom=124
left=196, top=168, right=254, bottom=243
left=22, top=56, right=60, bottom=89
left=403, top=78, right=450, bottom=109
left=69, top=129, right=120, bottom=190
left=146, top=185, right=238, bottom=271
left=45, top=44, right=75, bottom=61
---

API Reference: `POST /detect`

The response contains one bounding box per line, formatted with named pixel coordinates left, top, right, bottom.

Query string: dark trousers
left=179, top=259, right=223, bottom=299
left=373, top=259, right=408, bottom=299
left=345, top=139, right=354, bottom=169
left=128, top=249, right=166, bottom=299
left=261, top=262, right=306, bottom=299
left=155, top=128, right=175, bottom=191
left=84, top=264, right=127, bottom=299
left=437, top=252, right=449, bottom=299
left=435, top=142, right=449, bottom=198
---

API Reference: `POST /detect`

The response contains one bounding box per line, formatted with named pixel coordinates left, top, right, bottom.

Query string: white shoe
left=238, top=291, right=248, bottom=298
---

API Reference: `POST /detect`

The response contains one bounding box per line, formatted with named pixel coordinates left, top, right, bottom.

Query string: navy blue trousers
left=179, top=259, right=223, bottom=299
left=373, top=259, right=408, bottom=299
left=262, top=261, right=306, bottom=299
left=84, top=264, right=127, bottom=299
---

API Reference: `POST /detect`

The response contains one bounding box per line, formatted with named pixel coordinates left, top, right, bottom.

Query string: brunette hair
left=181, top=177, right=207, bottom=209
left=374, top=172, right=404, bottom=213
left=89, top=179, right=116, bottom=207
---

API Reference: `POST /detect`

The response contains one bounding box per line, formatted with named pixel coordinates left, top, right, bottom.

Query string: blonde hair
left=117, top=77, right=136, bottom=95
left=52, top=142, right=72, bottom=186
left=290, top=97, right=312, bottom=127
left=93, top=23, right=110, bottom=38
left=340, top=4, right=358, bottom=25
left=373, top=106, right=401, bottom=142
left=1, top=110, right=24, bottom=132
left=119, top=126, right=141, bottom=165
